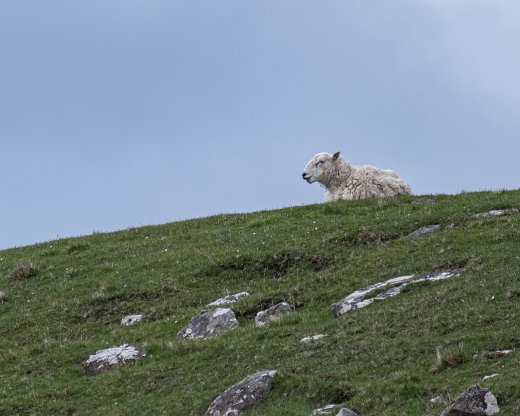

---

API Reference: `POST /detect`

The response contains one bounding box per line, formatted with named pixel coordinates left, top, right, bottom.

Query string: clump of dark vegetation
left=201, top=250, right=333, bottom=280
left=8, top=260, right=38, bottom=280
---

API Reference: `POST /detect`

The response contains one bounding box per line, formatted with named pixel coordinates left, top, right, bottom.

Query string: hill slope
left=1, top=191, right=519, bottom=415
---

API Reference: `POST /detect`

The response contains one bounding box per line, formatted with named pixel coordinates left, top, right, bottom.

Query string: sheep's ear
left=332, top=151, right=341, bottom=161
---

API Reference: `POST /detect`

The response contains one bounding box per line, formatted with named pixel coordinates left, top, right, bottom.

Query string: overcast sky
left=1, top=1, right=519, bottom=250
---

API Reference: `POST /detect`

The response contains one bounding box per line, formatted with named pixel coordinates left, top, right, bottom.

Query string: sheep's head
left=302, top=152, right=341, bottom=184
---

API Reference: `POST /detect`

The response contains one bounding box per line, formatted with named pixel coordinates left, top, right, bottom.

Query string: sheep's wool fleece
left=303, top=152, right=412, bottom=201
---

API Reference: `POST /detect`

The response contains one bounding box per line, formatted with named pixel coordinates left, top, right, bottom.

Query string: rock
left=405, top=224, right=441, bottom=238
left=311, top=404, right=339, bottom=414
left=336, top=409, right=359, bottom=416
left=83, top=344, right=146, bottom=374
left=473, top=208, right=519, bottom=218
left=0, top=290, right=6, bottom=301
left=179, top=308, right=239, bottom=339
left=121, top=314, right=143, bottom=326
left=301, top=334, right=327, bottom=344
left=332, top=269, right=462, bottom=317
left=255, top=302, right=292, bottom=327
left=441, top=385, right=499, bottom=415
left=413, top=197, right=436, bottom=205
left=482, top=374, right=499, bottom=382
left=204, top=369, right=277, bottom=416
left=208, top=292, right=250, bottom=307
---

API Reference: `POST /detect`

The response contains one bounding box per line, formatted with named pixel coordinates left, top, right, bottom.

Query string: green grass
left=1, top=190, right=519, bottom=415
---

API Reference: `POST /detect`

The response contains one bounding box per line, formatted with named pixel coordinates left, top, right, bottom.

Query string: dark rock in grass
left=441, top=385, right=499, bottom=415
left=473, top=208, right=519, bottom=218
left=254, top=302, right=292, bottom=327
left=405, top=224, right=441, bottom=239
left=83, top=344, right=146, bottom=374
left=208, top=292, right=250, bottom=307
left=332, top=269, right=462, bottom=317
left=179, top=308, right=239, bottom=339
left=121, top=314, right=143, bottom=326
left=204, top=370, right=277, bottom=416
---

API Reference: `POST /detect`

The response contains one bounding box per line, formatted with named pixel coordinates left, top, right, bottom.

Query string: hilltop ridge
left=1, top=190, right=519, bottom=415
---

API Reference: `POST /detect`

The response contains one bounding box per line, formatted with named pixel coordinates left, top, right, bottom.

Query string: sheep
left=302, top=151, right=412, bottom=201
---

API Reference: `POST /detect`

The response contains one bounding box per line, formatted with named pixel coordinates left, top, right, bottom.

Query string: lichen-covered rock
left=336, top=409, right=359, bottom=416
left=83, top=344, right=146, bottom=374
left=121, top=314, right=143, bottom=326
left=255, top=302, right=292, bottom=327
left=332, top=269, right=462, bottom=317
left=208, top=292, right=250, bottom=307
left=301, top=334, right=327, bottom=344
left=204, top=370, right=277, bottom=416
left=405, top=224, right=440, bottom=238
left=179, top=308, right=239, bottom=339
left=473, top=208, right=519, bottom=218
left=311, top=404, right=339, bottom=414
left=441, top=385, right=499, bottom=415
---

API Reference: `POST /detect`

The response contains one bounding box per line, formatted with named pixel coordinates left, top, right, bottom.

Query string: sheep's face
left=302, top=152, right=340, bottom=184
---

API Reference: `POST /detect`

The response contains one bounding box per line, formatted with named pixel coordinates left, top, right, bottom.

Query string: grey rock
left=179, top=308, right=239, bottom=339
left=332, top=269, right=462, bottom=317
left=301, top=334, right=327, bottom=344
left=255, top=302, right=292, bottom=327
left=405, top=224, right=441, bottom=238
left=441, top=385, right=499, bottom=415
left=473, top=208, right=519, bottom=218
left=121, top=314, right=143, bottom=326
left=336, top=409, right=359, bottom=416
left=208, top=292, right=250, bottom=307
left=204, top=370, right=277, bottom=416
left=311, top=404, right=339, bottom=414
left=413, top=197, right=436, bottom=205
left=83, top=344, right=146, bottom=374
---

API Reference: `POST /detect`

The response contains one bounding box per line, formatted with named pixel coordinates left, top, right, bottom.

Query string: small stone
left=121, top=314, right=143, bottom=326
left=208, top=292, right=250, bottom=306
left=83, top=344, right=146, bottom=374
left=255, top=302, right=292, bottom=327
left=204, top=370, right=277, bottom=416
left=473, top=208, right=519, bottom=218
left=336, top=409, right=359, bottom=416
left=301, top=334, right=327, bottom=344
left=405, top=224, right=441, bottom=239
left=311, top=404, right=339, bottom=414
left=0, top=290, right=6, bottom=301
left=441, top=385, right=499, bottom=415
left=179, top=308, right=239, bottom=339
left=482, top=374, right=499, bottom=382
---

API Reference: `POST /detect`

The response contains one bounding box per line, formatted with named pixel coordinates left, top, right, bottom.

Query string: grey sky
left=1, top=1, right=519, bottom=249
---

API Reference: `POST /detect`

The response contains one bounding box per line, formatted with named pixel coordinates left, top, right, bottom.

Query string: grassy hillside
left=1, top=190, right=519, bottom=415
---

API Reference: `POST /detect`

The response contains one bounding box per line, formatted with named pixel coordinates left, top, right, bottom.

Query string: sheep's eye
left=315, top=161, right=323, bottom=167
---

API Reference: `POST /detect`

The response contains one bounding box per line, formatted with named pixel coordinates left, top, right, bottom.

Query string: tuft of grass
left=8, top=260, right=38, bottom=280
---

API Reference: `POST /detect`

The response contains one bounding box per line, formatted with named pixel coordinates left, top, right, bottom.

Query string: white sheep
left=302, top=151, right=412, bottom=201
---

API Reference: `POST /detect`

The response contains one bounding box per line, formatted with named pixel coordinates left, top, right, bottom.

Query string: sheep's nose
left=302, top=173, right=306, bottom=178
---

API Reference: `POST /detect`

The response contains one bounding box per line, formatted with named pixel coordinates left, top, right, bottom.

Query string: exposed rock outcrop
left=204, top=370, right=277, bottom=416
left=208, top=292, right=250, bottom=307
left=179, top=308, right=239, bottom=339
left=332, top=269, right=462, bottom=317
left=441, top=385, right=499, bottom=415
left=83, top=344, right=146, bottom=374
left=255, top=302, right=292, bottom=327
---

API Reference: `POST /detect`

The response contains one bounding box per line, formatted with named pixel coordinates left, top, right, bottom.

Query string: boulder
left=121, top=314, right=143, bottom=326
left=208, top=292, right=250, bottom=307
left=332, top=269, right=462, bottom=317
left=204, top=370, right=277, bottom=416
left=441, top=385, right=499, bottom=415
left=83, top=344, right=146, bottom=374
left=179, top=308, right=239, bottom=339
left=255, top=302, right=292, bottom=327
